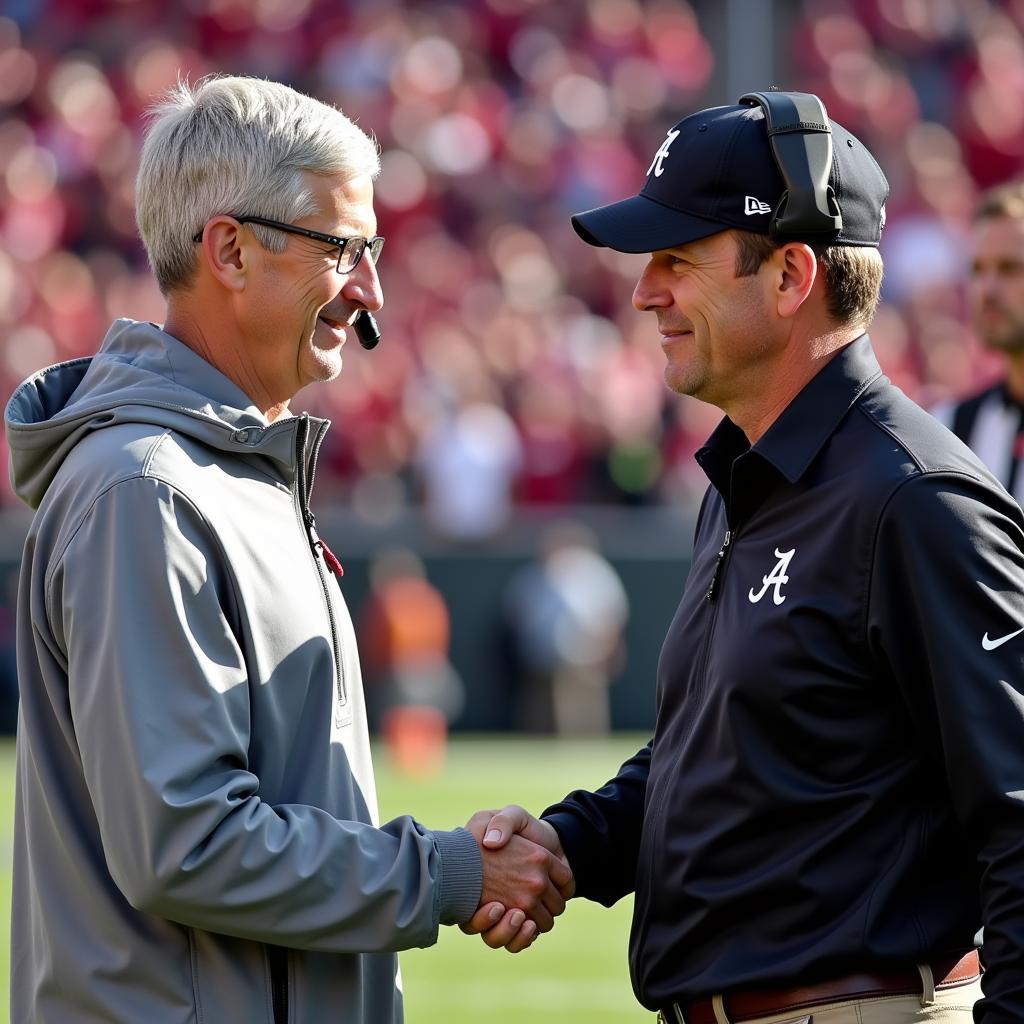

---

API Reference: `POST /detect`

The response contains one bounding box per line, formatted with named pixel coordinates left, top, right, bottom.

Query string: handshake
left=460, top=805, right=575, bottom=954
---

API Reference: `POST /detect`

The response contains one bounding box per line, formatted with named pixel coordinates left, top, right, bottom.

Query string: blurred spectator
left=932, top=180, right=1024, bottom=501
left=1, top=0, right=1023, bottom=521
left=360, top=547, right=463, bottom=773
left=501, top=520, right=628, bottom=734
left=415, top=399, right=522, bottom=540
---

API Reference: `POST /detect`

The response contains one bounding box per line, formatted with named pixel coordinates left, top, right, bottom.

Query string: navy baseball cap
left=572, top=101, right=889, bottom=252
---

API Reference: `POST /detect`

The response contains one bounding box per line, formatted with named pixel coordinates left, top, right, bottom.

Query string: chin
left=320, top=358, right=344, bottom=382
left=302, top=354, right=344, bottom=386
left=664, top=365, right=703, bottom=398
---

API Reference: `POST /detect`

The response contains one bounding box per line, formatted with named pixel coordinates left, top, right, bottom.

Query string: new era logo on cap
left=745, top=196, right=771, bottom=216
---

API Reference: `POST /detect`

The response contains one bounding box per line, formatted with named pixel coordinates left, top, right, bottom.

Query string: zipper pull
left=304, top=509, right=344, bottom=577
left=319, top=538, right=345, bottom=578
left=707, top=529, right=732, bottom=602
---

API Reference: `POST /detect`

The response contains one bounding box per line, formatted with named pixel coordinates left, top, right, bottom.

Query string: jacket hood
left=5, top=319, right=311, bottom=508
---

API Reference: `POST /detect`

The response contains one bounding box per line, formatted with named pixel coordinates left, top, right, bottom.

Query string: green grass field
left=0, top=735, right=649, bottom=1024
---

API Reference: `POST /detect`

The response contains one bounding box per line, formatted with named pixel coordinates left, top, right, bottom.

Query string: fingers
left=478, top=833, right=570, bottom=932
left=547, top=851, right=573, bottom=892
left=505, top=918, right=538, bottom=954
left=465, top=803, right=575, bottom=951
left=558, top=874, right=576, bottom=901
left=462, top=904, right=541, bottom=953
left=528, top=898, right=556, bottom=934
left=464, top=809, right=497, bottom=840
left=460, top=901, right=505, bottom=936
left=478, top=908, right=522, bottom=947
left=477, top=908, right=539, bottom=953
left=480, top=805, right=532, bottom=848
left=467, top=806, right=570, bottom=875
left=530, top=859, right=566, bottom=928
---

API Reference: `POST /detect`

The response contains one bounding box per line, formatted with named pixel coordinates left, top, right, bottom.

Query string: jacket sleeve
left=542, top=741, right=650, bottom=906
left=47, top=475, right=481, bottom=952
left=868, top=471, right=1024, bottom=1023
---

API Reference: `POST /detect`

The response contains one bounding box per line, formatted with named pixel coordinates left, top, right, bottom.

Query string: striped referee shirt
left=933, top=381, right=1024, bottom=505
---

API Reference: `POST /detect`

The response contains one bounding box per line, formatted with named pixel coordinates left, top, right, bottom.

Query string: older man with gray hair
left=5, top=75, right=569, bottom=1024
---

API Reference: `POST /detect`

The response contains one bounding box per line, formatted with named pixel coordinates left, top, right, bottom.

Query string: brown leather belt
left=660, top=949, right=981, bottom=1024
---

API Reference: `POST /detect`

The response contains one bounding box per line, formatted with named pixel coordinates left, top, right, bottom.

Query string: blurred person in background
left=468, top=92, right=1024, bottom=1020
left=3, top=74, right=571, bottom=1024
left=415, top=397, right=522, bottom=542
left=361, top=547, right=463, bottom=775
left=500, top=520, right=628, bottom=735
left=933, top=181, right=1024, bottom=503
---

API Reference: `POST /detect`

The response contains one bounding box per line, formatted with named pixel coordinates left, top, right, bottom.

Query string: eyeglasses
left=192, top=215, right=384, bottom=274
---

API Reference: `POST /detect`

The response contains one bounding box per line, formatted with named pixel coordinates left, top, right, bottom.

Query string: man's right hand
left=461, top=805, right=575, bottom=953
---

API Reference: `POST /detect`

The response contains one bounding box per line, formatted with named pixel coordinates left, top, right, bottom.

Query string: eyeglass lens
left=338, top=236, right=385, bottom=273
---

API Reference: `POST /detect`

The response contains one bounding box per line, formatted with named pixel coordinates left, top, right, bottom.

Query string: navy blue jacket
left=545, top=335, right=1024, bottom=1022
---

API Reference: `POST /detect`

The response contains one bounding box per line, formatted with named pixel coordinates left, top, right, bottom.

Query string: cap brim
left=571, top=194, right=727, bottom=253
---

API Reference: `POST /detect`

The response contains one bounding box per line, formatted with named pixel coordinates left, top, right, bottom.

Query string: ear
left=197, top=217, right=249, bottom=293
left=773, top=242, right=817, bottom=319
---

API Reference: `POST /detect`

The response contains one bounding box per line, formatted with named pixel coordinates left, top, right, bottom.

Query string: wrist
left=432, top=826, right=483, bottom=926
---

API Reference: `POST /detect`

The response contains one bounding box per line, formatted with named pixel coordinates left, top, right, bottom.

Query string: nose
left=343, top=250, right=384, bottom=312
left=632, top=259, right=671, bottom=312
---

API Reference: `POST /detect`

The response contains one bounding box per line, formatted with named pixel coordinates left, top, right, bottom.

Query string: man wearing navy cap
left=467, top=93, right=1024, bottom=1023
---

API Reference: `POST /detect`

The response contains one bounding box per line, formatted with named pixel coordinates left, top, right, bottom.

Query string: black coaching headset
left=738, top=90, right=844, bottom=241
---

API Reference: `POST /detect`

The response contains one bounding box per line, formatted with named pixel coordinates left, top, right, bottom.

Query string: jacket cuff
left=432, top=827, right=483, bottom=926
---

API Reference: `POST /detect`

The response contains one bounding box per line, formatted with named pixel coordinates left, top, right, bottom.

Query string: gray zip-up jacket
left=5, top=319, right=482, bottom=1024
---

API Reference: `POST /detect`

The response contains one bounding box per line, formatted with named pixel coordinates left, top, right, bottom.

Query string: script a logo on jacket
left=748, top=547, right=795, bottom=606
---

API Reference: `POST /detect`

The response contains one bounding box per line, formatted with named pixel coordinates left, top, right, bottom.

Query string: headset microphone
left=354, top=311, right=381, bottom=350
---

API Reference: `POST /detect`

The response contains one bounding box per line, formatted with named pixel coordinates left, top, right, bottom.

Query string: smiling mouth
left=317, top=314, right=348, bottom=332
left=314, top=317, right=350, bottom=351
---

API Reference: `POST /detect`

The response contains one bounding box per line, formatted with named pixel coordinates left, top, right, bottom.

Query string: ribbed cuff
left=432, top=827, right=483, bottom=926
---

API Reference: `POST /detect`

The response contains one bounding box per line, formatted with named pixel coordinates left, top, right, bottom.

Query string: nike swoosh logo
left=982, top=626, right=1024, bottom=651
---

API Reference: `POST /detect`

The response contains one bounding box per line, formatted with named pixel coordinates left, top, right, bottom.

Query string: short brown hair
left=974, top=180, right=1024, bottom=223
left=732, top=230, right=884, bottom=329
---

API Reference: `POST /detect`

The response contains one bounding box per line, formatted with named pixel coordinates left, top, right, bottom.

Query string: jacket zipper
left=693, top=524, right=734, bottom=711
left=635, top=523, right=734, bottom=960
left=268, top=945, right=288, bottom=1024
left=693, top=524, right=735, bottom=716
left=706, top=529, right=732, bottom=602
left=295, top=414, right=348, bottom=721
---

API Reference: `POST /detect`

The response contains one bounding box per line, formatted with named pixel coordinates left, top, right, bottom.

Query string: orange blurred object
left=381, top=705, right=448, bottom=779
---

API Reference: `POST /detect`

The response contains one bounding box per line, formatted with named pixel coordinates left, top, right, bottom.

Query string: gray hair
left=136, top=75, right=381, bottom=294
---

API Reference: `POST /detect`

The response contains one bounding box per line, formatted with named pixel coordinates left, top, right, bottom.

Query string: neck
left=729, top=326, right=863, bottom=445
left=163, top=300, right=289, bottom=422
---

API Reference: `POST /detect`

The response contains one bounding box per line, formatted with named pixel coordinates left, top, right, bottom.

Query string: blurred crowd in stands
left=2, top=0, right=1023, bottom=537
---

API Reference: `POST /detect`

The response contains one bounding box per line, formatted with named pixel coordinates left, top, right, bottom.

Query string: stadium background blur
left=2, top=0, right=1022, bottom=736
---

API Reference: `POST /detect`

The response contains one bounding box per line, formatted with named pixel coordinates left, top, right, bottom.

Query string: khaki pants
left=663, top=972, right=981, bottom=1024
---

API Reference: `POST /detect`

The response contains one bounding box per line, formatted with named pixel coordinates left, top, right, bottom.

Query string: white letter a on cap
left=647, top=129, right=680, bottom=178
